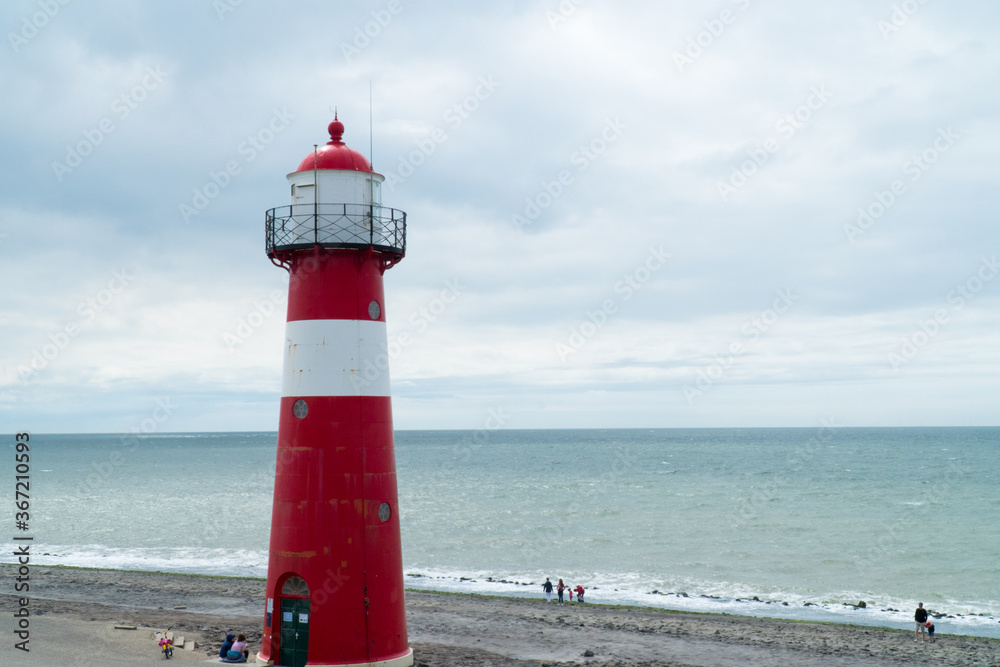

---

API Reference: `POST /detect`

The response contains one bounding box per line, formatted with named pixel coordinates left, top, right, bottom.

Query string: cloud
left=1, top=0, right=998, bottom=431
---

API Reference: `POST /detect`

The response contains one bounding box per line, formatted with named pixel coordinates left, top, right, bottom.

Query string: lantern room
left=287, top=116, right=384, bottom=208
left=265, top=114, right=406, bottom=263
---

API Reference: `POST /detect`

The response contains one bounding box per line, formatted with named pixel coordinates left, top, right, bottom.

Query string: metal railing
left=265, top=203, right=406, bottom=257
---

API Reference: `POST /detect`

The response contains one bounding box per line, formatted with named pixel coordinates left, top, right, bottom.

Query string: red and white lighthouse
left=257, top=115, right=412, bottom=667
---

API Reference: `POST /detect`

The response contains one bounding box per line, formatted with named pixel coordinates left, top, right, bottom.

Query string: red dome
left=293, top=116, right=372, bottom=173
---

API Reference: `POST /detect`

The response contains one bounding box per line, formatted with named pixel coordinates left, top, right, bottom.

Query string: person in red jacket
left=575, top=585, right=585, bottom=603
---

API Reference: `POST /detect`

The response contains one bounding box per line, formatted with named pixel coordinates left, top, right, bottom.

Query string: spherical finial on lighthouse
left=258, top=115, right=411, bottom=667
left=328, top=112, right=345, bottom=144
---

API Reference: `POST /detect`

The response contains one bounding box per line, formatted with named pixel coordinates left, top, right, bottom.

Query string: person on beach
left=575, top=584, right=585, bottom=603
left=542, top=577, right=554, bottom=603
left=926, top=621, right=936, bottom=643
left=568, top=586, right=574, bottom=601
left=222, top=633, right=249, bottom=662
left=915, top=603, right=929, bottom=641
left=219, top=633, right=235, bottom=659
left=557, top=579, right=567, bottom=604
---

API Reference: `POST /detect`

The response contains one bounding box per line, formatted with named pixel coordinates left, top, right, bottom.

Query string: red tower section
left=257, top=116, right=411, bottom=667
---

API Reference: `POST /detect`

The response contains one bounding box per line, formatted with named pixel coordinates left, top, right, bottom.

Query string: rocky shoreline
left=2, top=564, right=999, bottom=666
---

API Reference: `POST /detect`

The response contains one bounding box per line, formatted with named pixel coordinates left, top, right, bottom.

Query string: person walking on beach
left=557, top=579, right=567, bottom=605
left=542, top=577, right=554, bottom=603
left=926, top=621, right=936, bottom=643
left=915, top=603, right=929, bottom=642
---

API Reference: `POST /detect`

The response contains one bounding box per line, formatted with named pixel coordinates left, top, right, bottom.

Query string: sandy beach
left=1, top=564, right=998, bottom=666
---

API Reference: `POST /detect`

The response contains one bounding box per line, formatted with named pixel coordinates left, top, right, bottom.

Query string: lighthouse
left=257, top=115, right=412, bottom=667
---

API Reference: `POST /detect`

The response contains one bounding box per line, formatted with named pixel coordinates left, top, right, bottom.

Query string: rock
left=857, top=601, right=866, bottom=608
left=583, top=649, right=595, bottom=657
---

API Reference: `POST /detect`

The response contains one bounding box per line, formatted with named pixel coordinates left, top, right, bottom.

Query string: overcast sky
left=1, top=1, right=998, bottom=433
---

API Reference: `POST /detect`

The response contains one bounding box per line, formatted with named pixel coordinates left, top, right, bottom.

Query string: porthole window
left=378, top=502, right=391, bottom=522
left=368, top=300, right=381, bottom=320
left=293, top=399, right=308, bottom=419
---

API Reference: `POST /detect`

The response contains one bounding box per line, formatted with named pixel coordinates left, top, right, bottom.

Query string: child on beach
left=568, top=587, right=573, bottom=601
left=926, top=621, right=936, bottom=643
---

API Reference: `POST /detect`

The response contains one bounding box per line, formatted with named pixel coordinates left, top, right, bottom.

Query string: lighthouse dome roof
left=293, top=116, right=373, bottom=173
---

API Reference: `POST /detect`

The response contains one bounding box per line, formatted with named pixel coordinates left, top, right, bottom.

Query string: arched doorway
left=278, top=576, right=310, bottom=667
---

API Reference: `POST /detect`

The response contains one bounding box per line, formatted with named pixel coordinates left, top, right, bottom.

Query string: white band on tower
left=281, top=319, right=391, bottom=397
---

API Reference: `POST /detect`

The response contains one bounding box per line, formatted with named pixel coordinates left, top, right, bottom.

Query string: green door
left=278, top=598, right=310, bottom=667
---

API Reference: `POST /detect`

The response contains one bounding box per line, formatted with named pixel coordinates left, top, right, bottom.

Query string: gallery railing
left=266, top=203, right=406, bottom=258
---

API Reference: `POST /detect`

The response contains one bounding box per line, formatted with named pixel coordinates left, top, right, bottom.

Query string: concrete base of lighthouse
left=254, top=648, right=413, bottom=667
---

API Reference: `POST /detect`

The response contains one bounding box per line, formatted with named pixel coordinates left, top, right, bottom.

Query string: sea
left=4, top=427, right=999, bottom=638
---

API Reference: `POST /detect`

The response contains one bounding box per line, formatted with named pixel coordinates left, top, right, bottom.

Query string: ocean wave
left=398, top=566, right=1000, bottom=639
left=0, top=544, right=268, bottom=578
